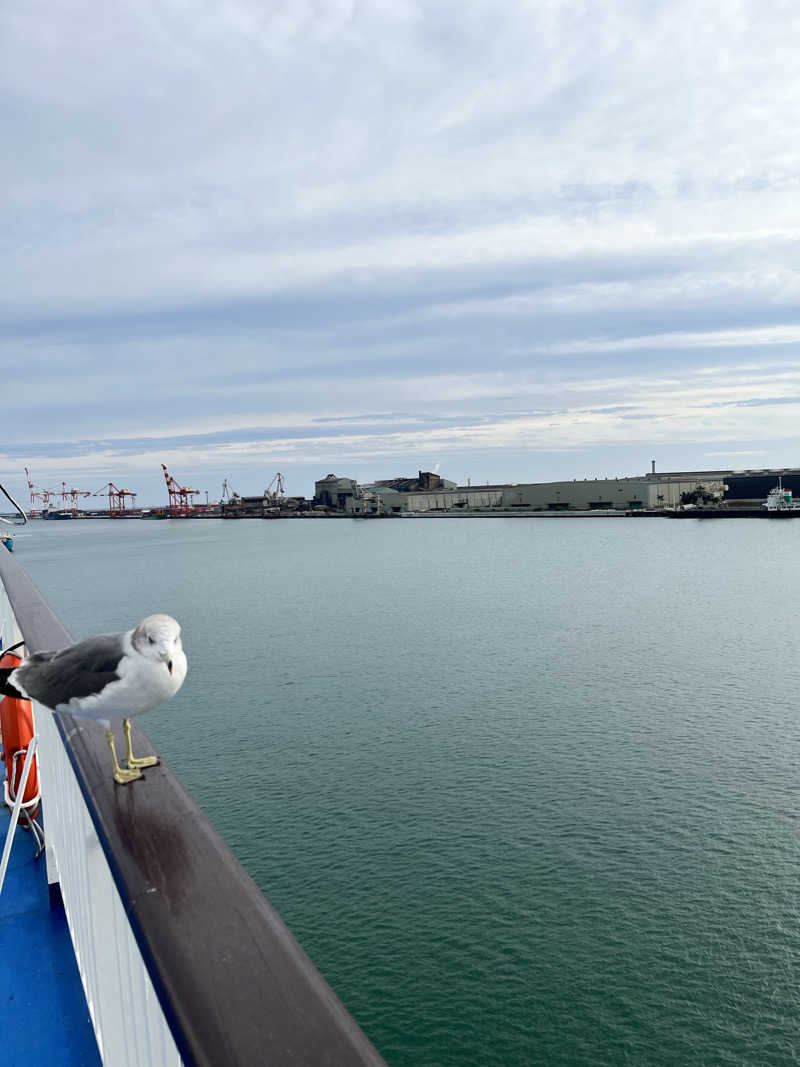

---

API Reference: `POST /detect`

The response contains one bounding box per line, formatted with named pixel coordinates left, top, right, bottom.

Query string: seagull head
left=131, top=614, right=184, bottom=675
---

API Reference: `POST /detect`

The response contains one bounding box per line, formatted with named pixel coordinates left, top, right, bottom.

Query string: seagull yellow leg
left=105, top=727, right=142, bottom=784
left=123, top=718, right=159, bottom=770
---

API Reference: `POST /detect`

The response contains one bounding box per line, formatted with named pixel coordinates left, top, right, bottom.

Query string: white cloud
left=4, top=0, right=800, bottom=490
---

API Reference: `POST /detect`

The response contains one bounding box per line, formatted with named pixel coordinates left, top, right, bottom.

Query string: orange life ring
left=0, top=651, right=40, bottom=818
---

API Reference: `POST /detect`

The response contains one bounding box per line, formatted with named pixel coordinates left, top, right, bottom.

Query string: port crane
left=24, top=467, right=45, bottom=517
left=94, top=482, right=137, bottom=517
left=264, top=472, right=285, bottom=508
left=221, top=478, right=240, bottom=504
left=59, top=482, right=93, bottom=516
left=161, top=464, right=200, bottom=517
left=36, top=481, right=74, bottom=515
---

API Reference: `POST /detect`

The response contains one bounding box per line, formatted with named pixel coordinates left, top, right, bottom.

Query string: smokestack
left=651, top=459, right=656, bottom=475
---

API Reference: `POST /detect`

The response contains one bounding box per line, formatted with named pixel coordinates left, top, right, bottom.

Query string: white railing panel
left=0, top=590, right=182, bottom=1067
left=35, top=702, right=183, bottom=1067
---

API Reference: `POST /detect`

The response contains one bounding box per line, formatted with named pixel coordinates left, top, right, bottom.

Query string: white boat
left=764, top=477, right=800, bottom=511
left=0, top=482, right=26, bottom=549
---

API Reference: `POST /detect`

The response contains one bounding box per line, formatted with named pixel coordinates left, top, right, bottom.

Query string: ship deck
left=0, top=806, right=100, bottom=1065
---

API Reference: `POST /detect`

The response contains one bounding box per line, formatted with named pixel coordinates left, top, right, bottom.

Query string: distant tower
left=651, top=459, right=656, bottom=475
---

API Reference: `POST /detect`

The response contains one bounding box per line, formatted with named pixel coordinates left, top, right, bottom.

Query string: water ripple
left=20, top=517, right=800, bottom=1066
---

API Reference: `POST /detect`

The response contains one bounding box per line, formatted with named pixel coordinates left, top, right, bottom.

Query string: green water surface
left=14, top=517, right=800, bottom=1066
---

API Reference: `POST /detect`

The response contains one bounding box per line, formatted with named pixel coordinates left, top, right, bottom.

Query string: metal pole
left=0, top=735, right=38, bottom=895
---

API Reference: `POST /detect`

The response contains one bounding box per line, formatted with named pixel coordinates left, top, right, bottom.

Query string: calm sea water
left=12, top=516, right=800, bottom=1065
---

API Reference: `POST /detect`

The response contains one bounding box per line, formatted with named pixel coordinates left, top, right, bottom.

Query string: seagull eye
left=148, top=636, right=155, bottom=645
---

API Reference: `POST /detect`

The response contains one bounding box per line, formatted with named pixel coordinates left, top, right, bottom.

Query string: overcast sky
left=3, top=0, right=800, bottom=504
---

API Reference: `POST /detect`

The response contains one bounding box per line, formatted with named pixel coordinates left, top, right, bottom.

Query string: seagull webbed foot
left=113, top=765, right=143, bottom=785
left=123, top=717, right=159, bottom=770
left=105, top=727, right=143, bottom=785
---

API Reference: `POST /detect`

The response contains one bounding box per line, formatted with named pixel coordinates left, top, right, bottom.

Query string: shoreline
left=17, top=508, right=798, bottom=522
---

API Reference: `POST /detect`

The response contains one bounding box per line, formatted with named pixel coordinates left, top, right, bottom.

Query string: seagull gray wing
left=15, top=634, right=126, bottom=709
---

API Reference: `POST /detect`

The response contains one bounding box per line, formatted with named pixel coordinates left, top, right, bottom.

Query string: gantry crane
left=94, top=482, right=137, bottom=517
left=59, top=482, right=93, bottom=516
left=161, top=464, right=200, bottom=517
left=26, top=475, right=75, bottom=516
left=35, top=480, right=64, bottom=515
left=24, top=467, right=44, bottom=517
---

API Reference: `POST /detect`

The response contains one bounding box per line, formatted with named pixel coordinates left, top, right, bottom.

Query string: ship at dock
left=669, top=478, right=800, bottom=518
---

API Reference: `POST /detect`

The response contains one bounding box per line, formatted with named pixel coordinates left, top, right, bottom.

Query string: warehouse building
left=500, top=470, right=728, bottom=511
left=358, top=478, right=508, bottom=514
left=314, top=474, right=360, bottom=511
left=315, top=464, right=800, bottom=514
left=500, top=478, right=656, bottom=511
left=358, top=470, right=720, bottom=513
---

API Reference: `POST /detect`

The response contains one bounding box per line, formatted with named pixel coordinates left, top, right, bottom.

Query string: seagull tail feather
left=0, top=668, right=23, bottom=700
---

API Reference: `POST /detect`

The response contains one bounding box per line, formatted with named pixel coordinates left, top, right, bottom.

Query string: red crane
left=59, top=482, right=93, bottom=516
left=29, top=476, right=62, bottom=515
left=161, top=464, right=200, bottom=517
left=24, top=467, right=44, bottom=517
left=93, top=482, right=137, bottom=517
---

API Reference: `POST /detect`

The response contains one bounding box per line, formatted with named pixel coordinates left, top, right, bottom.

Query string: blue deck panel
left=0, top=808, right=101, bottom=1066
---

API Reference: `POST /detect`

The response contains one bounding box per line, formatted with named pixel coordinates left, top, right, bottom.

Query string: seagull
left=0, top=615, right=187, bottom=784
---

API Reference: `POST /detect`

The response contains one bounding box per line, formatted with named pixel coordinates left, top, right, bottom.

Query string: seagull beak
left=167, top=660, right=173, bottom=675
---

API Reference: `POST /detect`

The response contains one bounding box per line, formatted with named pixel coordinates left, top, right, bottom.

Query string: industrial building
left=362, top=483, right=508, bottom=514
left=646, top=467, right=800, bottom=508
left=357, top=476, right=508, bottom=514
left=499, top=470, right=725, bottom=511
left=220, top=494, right=270, bottom=518
left=373, top=471, right=456, bottom=492
left=314, top=464, right=800, bottom=515
left=314, top=475, right=360, bottom=511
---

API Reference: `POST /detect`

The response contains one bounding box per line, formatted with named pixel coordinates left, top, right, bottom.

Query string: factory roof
left=315, top=474, right=357, bottom=488
left=645, top=467, right=800, bottom=479
left=369, top=483, right=510, bottom=494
